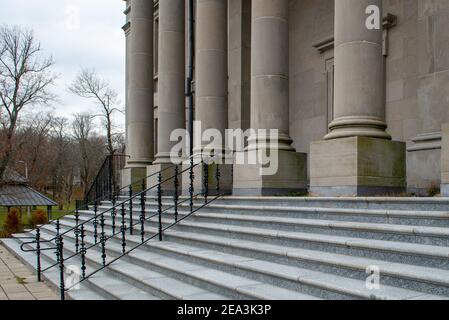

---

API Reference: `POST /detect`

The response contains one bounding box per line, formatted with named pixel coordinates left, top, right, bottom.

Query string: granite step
left=10, top=233, right=159, bottom=300
left=33, top=228, right=228, bottom=300
left=105, top=200, right=449, bottom=228
left=0, top=238, right=105, bottom=300
left=141, top=217, right=449, bottom=270
left=115, top=196, right=449, bottom=211
left=37, top=224, right=320, bottom=300
left=53, top=218, right=449, bottom=299
left=7, top=194, right=449, bottom=300
left=93, top=206, right=449, bottom=246
left=207, top=197, right=449, bottom=212
left=73, top=209, right=449, bottom=271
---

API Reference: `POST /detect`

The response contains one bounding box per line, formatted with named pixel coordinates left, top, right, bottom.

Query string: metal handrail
left=20, top=154, right=224, bottom=300
left=20, top=158, right=199, bottom=249
left=38, top=164, right=201, bottom=273
left=65, top=193, right=223, bottom=292
left=26, top=156, right=189, bottom=244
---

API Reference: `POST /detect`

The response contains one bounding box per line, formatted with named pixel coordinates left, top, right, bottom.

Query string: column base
left=441, top=184, right=449, bottom=197
left=232, top=150, right=308, bottom=196
left=147, top=163, right=182, bottom=196
left=441, top=124, right=449, bottom=197
left=120, top=166, right=148, bottom=192
left=181, top=162, right=233, bottom=196
left=310, top=136, right=406, bottom=197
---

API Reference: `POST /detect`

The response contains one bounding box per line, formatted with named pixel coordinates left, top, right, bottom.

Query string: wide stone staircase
left=2, top=196, right=449, bottom=300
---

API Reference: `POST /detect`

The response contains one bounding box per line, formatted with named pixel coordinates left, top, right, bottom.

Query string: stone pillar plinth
left=147, top=163, right=182, bottom=196
left=148, top=0, right=185, bottom=190
left=310, top=0, right=406, bottom=196
left=124, top=0, right=154, bottom=184
left=181, top=157, right=234, bottom=196
left=184, top=0, right=232, bottom=195
left=311, top=137, right=406, bottom=196
left=441, top=124, right=449, bottom=196
left=233, top=0, right=307, bottom=196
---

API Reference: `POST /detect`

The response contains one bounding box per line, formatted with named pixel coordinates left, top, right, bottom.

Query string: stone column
left=310, top=0, right=406, bottom=196
left=121, top=0, right=132, bottom=188
left=195, top=0, right=228, bottom=150
left=228, top=0, right=251, bottom=132
left=183, top=0, right=232, bottom=195
left=124, top=0, right=154, bottom=186
left=250, top=0, right=292, bottom=150
left=232, top=0, right=307, bottom=196
left=147, top=0, right=186, bottom=192
left=326, top=0, right=389, bottom=140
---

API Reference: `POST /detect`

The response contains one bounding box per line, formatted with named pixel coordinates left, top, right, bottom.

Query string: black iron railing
left=79, top=153, right=128, bottom=210
left=20, top=155, right=226, bottom=300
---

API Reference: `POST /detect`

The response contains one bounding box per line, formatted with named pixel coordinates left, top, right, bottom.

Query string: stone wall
left=284, top=0, right=449, bottom=192
left=289, top=0, right=334, bottom=157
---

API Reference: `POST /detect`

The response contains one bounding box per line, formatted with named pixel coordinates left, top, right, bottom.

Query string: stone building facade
left=121, top=0, right=449, bottom=197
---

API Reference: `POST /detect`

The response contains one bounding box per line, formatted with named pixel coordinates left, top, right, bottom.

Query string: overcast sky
left=0, top=0, right=126, bottom=127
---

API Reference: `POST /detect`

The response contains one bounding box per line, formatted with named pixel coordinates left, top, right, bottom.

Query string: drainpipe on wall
left=186, top=0, right=195, bottom=158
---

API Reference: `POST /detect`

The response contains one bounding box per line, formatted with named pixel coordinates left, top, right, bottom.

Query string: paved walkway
left=0, top=244, right=58, bottom=300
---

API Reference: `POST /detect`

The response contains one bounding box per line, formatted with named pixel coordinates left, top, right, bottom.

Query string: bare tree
left=49, top=116, right=76, bottom=209
left=0, top=25, right=56, bottom=183
left=69, top=68, right=124, bottom=155
left=72, top=112, right=94, bottom=194
left=21, top=113, right=54, bottom=184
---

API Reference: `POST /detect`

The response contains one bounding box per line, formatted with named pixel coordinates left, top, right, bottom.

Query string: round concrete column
left=249, top=0, right=294, bottom=151
left=155, top=0, right=185, bottom=164
left=123, top=0, right=131, bottom=151
left=127, top=0, right=154, bottom=167
left=325, top=0, right=390, bottom=140
left=195, top=0, right=228, bottom=153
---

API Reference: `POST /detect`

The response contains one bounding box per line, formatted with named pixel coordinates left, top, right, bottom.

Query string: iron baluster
left=174, top=165, right=179, bottom=223
left=140, top=181, right=146, bottom=243
left=129, top=185, right=133, bottom=235
left=94, top=180, right=98, bottom=205
left=100, top=212, right=106, bottom=266
left=111, top=193, right=117, bottom=234
left=189, top=156, right=194, bottom=214
left=36, top=228, right=41, bottom=282
left=216, top=162, right=221, bottom=196
left=93, top=201, right=98, bottom=244
left=121, top=203, right=127, bottom=254
left=108, top=155, right=113, bottom=201
left=157, top=173, right=163, bottom=241
left=203, top=159, right=209, bottom=204
left=56, top=235, right=65, bottom=301
left=56, top=219, right=61, bottom=237
left=74, top=208, right=80, bottom=254
left=80, top=225, right=86, bottom=279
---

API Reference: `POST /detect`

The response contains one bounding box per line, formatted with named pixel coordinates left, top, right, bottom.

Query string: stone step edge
left=45, top=221, right=449, bottom=298
left=35, top=227, right=319, bottom=300
left=61, top=214, right=446, bottom=284
left=104, top=202, right=449, bottom=219
left=86, top=208, right=449, bottom=239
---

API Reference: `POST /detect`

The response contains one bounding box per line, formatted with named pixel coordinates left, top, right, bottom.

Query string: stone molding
left=313, top=13, right=398, bottom=56
left=407, top=132, right=442, bottom=152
